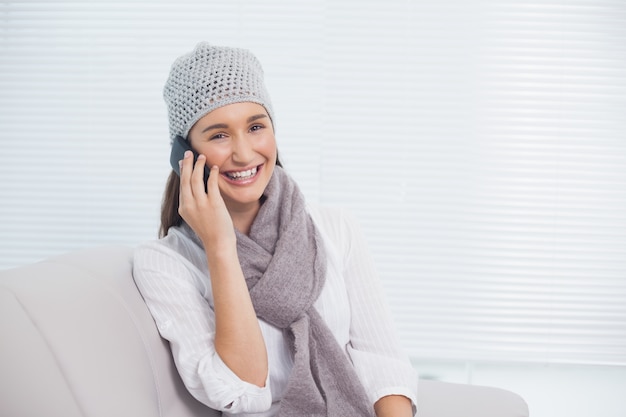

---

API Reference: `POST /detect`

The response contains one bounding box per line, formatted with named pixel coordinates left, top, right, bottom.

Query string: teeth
left=227, top=166, right=257, bottom=180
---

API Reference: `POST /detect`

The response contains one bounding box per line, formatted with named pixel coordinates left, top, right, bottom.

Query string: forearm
left=208, top=248, right=268, bottom=387
left=374, top=395, right=414, bottom=417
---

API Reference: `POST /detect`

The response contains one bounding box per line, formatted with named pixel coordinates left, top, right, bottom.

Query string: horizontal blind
left=1, top=0, right=625, bottom=366
left=467, top=0, right=626, bottom=364
left=321, top=0, right=626, bottom=365
left=0, top=0, right=325, bottom=267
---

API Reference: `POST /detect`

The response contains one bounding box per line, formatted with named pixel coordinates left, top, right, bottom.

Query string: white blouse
left=133, top=204, right=418, bottom=416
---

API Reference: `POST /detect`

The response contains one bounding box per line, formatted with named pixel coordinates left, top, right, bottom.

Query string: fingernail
left=184, top=150, right=192, bottom=158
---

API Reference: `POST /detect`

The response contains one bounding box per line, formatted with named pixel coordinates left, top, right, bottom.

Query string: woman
left=133, top=42, right=417, bottom=417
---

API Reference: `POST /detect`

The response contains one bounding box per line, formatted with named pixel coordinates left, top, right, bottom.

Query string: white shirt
left=133, top=204, right=418, bottom=416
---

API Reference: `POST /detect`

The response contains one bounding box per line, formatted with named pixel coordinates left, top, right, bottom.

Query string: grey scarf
left=235, top=166, right=375, bottom=417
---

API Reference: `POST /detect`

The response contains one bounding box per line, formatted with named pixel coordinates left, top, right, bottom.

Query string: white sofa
left=0, top=245, right=529, bottom=417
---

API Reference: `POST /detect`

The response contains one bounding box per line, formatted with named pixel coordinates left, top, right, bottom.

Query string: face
left=187, top=102, right=277, bottom=214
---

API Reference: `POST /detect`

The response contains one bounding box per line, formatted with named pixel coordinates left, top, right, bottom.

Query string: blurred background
left=1, top=0, right=625, bottom=415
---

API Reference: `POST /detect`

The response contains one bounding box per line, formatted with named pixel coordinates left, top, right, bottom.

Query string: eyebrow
left=201, top=114, right=268, bottom=133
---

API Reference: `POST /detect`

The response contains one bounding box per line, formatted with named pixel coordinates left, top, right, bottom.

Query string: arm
left=206, top=239, right=268, bottom=387
left=178, top=152, right=268, bottom=387
left=333, top=209, right=418, bottom=415
left=132, top=242, right=272, bottom=412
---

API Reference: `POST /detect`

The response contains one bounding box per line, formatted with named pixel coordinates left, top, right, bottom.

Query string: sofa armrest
left=417, top=379, right=529, bottom=417
left=0, top=245, right=215, bottom=417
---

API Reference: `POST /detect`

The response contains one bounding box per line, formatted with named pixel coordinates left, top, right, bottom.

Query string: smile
left=224, top=166, right=259, bottom=181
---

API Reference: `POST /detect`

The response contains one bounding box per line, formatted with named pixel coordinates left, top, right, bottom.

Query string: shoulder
left=306, top=203, right=363, bottom=258
left=307, top=203, right=348, bottom=234
left=134, top=227, right=187, bottom=261
left=132, top=226, right=210, bottom=295
left=133, top=225, right=205, bottom=274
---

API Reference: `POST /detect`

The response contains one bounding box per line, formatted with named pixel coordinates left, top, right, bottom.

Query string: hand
left=178, top=151, right=236, bottom=251
left=179, top=151, right=269, bottom=387
left=374, top=395, right=414, bottom=417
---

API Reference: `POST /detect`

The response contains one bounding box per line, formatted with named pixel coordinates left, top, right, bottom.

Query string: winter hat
left=163, top=42, right=274, bottom=142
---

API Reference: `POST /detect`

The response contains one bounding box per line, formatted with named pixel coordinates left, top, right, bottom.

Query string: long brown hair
left=159, top=154, right=283, bottom=238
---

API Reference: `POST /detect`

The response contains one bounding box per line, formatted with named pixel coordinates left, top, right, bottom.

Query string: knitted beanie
left=163, top=42, right=274, bottom=141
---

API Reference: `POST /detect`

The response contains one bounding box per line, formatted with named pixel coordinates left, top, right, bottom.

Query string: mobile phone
left=170, top=135, right=211, bottom=187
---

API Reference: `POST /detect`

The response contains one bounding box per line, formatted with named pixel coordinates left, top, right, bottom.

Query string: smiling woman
left=132, top=42, right=417, bottom=417
left=1, top=2, right=625, bottom=416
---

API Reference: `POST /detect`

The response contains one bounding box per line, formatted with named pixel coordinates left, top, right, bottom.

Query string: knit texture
left=163, top=42, right=274, bottom=141
left=235, top=167, right=375, bottom=417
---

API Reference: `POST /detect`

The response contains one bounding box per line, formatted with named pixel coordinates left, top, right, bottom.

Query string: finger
left=179, top=150, right=194, bottom=204
left=206, top=164, right=220, bottom=197
left=191, top=154, right=208, bottom=197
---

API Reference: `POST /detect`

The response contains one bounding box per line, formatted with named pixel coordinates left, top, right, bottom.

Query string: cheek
left=260, top=135, right=278, bottom=160
left=199, top=147, right=229, bottom=166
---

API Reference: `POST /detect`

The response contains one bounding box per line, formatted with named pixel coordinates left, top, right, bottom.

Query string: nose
left=231, top=135, right=254, bottom=165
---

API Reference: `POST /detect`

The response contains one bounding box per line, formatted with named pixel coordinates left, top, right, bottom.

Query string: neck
left=228, top=200, right=261, bottom=236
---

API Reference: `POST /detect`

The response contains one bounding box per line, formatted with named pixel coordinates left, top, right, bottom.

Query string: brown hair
left=159, top=154, right=283, bottom=238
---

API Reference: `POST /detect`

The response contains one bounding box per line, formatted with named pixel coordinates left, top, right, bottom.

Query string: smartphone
left=170, top=135, right=211, bottom=187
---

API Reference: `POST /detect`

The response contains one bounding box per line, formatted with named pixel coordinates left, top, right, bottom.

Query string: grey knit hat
left=163, top=42, right=274, bottom=142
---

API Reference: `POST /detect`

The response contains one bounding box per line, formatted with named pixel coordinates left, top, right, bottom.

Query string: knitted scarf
left=235, top=166, right=375, bottom=417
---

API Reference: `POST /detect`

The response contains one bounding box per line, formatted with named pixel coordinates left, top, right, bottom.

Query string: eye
left=250, top=124, right=264, bottom=133
left=210, top=133, right=227, bottom=140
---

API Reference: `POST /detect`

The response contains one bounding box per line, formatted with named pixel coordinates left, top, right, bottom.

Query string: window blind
left=1, top=0, right=624, bottom=366
left=320, top=0, right=626, bottom=365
